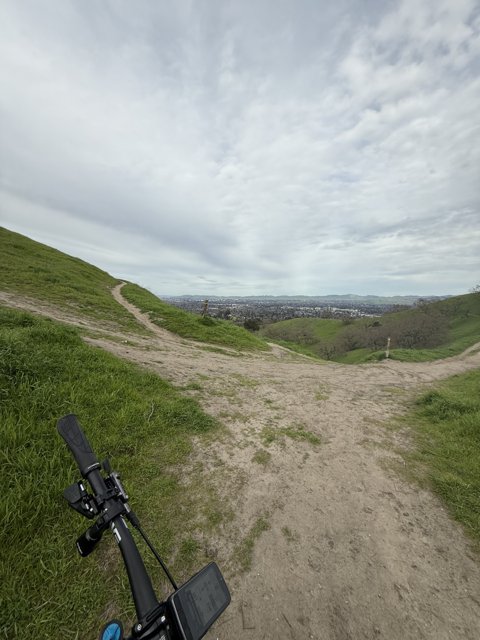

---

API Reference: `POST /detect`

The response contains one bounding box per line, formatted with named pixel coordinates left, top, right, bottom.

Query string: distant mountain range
left=163, top=294, right=450, bottom=306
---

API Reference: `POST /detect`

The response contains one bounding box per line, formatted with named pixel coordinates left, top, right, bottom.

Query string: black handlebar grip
left=57, top=414, right=100, bottom=478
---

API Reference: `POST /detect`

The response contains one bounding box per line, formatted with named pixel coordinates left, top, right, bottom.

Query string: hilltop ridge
left=0, top=226, right=266, bottom=351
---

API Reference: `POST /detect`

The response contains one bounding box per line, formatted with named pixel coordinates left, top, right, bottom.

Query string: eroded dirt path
left=4, top=285, right=480, bottom=639
left=105, top=285, right=480, bottom=640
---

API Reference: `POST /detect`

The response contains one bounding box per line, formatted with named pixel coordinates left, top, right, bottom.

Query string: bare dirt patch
left=3, top=285, right=480, bottom=639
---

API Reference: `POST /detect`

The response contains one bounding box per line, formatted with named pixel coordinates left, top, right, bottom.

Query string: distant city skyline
left=1, top=0, right=479, bottom=297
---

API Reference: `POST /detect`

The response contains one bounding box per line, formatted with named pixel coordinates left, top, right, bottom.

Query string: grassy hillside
left=260, top=294, right=480, bottom=363
left=259, top=317, right=343, bottom=359
left=261, top=317, right=343, bottom=343
left=0, top=307, right=225, bottom=640
left=0, top=226, right=143, bottom=333
left=399, top=369, right=480, bottom=545
left=122, top=283, right=268, bottom=351
left=1, top=227, right=268, bottom=351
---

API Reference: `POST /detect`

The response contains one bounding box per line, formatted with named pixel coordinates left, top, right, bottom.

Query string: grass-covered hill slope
left=377, top=294, right=480, bottom=362
left=1, top=227, right=268, bottom=351
left=259, top=317, right=344, bottom=359
left=0, top=226, right=142, bottom=332
left=0, top=229, right=263, bottom=638
left=122, top=283, right=268, bottom=351
left=260, top=293, right=480, bottom=363
left=400, top=369, right=480, bottom=545
left=0, top=307, right=224, bottom=640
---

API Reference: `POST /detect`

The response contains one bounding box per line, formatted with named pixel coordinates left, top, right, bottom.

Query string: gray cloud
left=1, top=0, right=479, bottom=296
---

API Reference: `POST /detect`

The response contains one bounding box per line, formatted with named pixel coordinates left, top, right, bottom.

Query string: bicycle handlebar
left=58, top=414, right=101, bottom=478
left=57, top=415, right=161, bottom=632
left=58, top=414, right=230, bottom=640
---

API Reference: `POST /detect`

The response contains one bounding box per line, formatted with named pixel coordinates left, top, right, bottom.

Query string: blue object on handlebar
left=100, top=620, right=123, bottom=640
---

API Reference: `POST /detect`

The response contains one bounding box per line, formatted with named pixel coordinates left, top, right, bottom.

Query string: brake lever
left=63, top=481, right=98, bottom=519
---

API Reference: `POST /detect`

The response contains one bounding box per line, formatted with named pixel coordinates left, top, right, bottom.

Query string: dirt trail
left=4, top=286, right=480, bottom=639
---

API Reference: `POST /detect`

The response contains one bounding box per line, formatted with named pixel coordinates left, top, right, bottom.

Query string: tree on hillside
left=318, top=342, right=338, bottom=360
left=384, top=304, right=411, bottom=314
left=392, top=310, right=448, bottom=348
left=336, top=325, right=366, bottom=352
left=244, top=318, right=261, bottom=332
left=216, top=308, right=232, bottom=320
left=415, top=298, right=430, bottom=312
left=331, top=307, right=449, bottom=357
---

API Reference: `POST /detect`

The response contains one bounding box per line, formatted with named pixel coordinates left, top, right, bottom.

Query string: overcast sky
left=1, top=0, right=479, bottom=296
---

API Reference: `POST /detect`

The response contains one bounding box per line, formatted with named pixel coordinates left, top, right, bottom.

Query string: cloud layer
left=1, top=0, right=479, bottom=295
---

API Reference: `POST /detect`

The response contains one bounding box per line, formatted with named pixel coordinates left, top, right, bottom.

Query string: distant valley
left=164, top=293, right=449, bottom=324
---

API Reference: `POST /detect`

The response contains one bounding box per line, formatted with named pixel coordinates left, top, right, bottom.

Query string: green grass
left=231, top=373, right=260, bottom=388
left=260, top=424, right=321, bottom=447
left=0, top=307, right=225, bottom=639
left=199, top=345, right=242, bottom=357
left=385, top=298, right=480, bottom=361
left=314, top=387, right=329, bottom=401
left=401, top=370, right=480, bottom=545
left=388, top=338, right=480, bottom=362
left=261, top=317, right=344, bottom=342
left=335, top=348, right=374, bottom=364
left=180, top=381, right=203, bottom=391
left=265, top=338, right=325, bottom=359
left=373, top=297, right=479, bottom=363
left=0, top=226, right=145, bottom=333
left=121, top=283, right=269, bottom=351
left=233, top=516, right=270, bottom=572
left=281, top=526, right=299, bottom=543
left=260, top=294, right=480, bottom=364
left=251, top=449, right=272, bottom=465
left=260, top=317, right=343, bottom=358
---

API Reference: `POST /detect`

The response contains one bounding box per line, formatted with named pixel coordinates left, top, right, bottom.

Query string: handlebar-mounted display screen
left=168, top=562, right=230, bottom=640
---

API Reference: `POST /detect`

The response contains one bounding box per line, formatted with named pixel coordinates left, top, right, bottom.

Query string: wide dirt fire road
left=106, top=285, right=480, bottom=640
left=4, top=285, right=480, bottom=639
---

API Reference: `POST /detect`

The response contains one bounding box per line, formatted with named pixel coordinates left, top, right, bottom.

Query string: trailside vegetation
left=0, top=226, right=145, bottom=333
left=400, top=369, right=480, bottom=545
left=0, top=307, right=224, bottom=640
left=121, top=283, right=268, bottom=351
left=260, top=293, right=480, bottom=363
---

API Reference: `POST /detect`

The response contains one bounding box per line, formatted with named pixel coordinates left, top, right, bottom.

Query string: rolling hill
left=1, top=227, right=480, bottom=639
left=0, top=226, right=267, bottom=351
left=260, top=293, right=480, bottom=363
left=1, top=227, right=257, bottom=638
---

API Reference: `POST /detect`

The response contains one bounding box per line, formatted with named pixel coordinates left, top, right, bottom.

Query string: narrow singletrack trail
left=4, top=285, right=480, bottom=639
